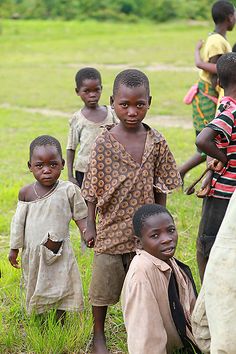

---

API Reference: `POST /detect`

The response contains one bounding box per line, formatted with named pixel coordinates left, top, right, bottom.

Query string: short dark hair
left=75, top=67, right=102, bottom=89
left=133, top=204, right=174, bottom=238
left=212, top=1, right=235, bottom=24
left=217, top=52, right=236, bottom=88
left=29, top=135, right=62, bottom=161
left=113, top=69, right=150, bottom=96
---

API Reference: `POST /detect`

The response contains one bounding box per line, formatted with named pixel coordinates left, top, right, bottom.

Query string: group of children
left=8, top=0, right=236, bottom=353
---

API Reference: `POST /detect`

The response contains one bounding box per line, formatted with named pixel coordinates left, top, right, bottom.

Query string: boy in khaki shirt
left=122, top=204, right=201, bottom=354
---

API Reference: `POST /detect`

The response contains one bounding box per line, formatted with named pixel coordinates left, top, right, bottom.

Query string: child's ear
left=75, top=87, right=79, bottom=95
left=148, top=96, right=152, bottom=108
left=61, top=159, right=65, bottom=170
left=134, top=235, right=142, bottom=249
left=110, top=95, right=114, bottom=108
left=28, top=161, right=32, bottom=171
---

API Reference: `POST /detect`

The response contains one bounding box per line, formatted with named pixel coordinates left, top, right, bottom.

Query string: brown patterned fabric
left=82, top=124, right=181, bottom=254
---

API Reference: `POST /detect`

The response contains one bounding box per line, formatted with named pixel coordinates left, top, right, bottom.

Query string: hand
left=68, top=176, right=79, bottom=186
left=84, top=226, right=96, bottom=248
left=8, top=249, right=20, bottom=268
left=195, top=39, right=204, bottom=51
left=196, top=170, right=213, bottom=198
left=208, top=159, right=225, bottom=172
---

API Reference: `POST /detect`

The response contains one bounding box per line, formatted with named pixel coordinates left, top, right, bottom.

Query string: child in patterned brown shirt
left=82, top=69, right=181, bottom=354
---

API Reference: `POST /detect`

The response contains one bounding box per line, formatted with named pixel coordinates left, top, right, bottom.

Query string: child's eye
left=50, top=163, right=57, bottom=167
left=36, top=164, right=43, bottom=169
left=137, top=103, right=145, bottom=108
left=168, top=227, right=176, bottom=233
left=120, top=103, right=128, bottom=108
left=151, top=234, right=159, bottom=239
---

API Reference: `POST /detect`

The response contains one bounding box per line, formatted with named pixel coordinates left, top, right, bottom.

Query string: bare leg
left=197, top=250, right=208, bottom=284
left=56, top=309, right=66, bottom=325
left=92, top=305, right=109, bottom=354
left=179, top=152, right=206, bottom=182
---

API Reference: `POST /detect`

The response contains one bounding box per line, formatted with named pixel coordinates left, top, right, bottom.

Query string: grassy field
left=1, top=19, right=234, bottom=354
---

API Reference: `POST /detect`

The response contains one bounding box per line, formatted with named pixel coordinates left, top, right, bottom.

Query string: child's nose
left=127, top=107, right=137, bottom=116
left=43, top=166, right=51, bottom=173
left=161, top=234, right=172, bottom=244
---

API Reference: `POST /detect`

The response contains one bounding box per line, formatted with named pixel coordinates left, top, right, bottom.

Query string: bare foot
left=92, top=334, right=110, bottom=354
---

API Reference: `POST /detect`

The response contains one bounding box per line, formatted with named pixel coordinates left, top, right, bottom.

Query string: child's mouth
left=162, top=247, right=175, bottom=254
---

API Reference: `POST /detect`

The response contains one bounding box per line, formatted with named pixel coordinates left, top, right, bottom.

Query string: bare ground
left=0, top=103, right=192, bottom=129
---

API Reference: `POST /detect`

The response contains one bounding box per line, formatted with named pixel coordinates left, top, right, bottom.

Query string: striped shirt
left=208, top=96, right=236, bottom=199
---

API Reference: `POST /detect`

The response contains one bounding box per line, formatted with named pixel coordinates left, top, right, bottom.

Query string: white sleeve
left=10, top=202, right=28, bottom=249
left=68, top=183, right=87, bottom=221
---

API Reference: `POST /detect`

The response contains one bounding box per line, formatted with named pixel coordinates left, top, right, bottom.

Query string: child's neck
left=214, top=24, right=228, bottom=38
left=82, top=105, right=107, bottom=123
left=33, top=180, right=59, bottom=200
left=117, top=121, right=145, bottom=134
left=110, top=122, right=147, bottom=165
left=224, top=87, right=236, bottom=101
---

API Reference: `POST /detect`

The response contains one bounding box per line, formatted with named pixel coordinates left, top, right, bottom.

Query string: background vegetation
left=0, top=17, right=235, bottom=353
left=1, top=0, right=215, bottom=21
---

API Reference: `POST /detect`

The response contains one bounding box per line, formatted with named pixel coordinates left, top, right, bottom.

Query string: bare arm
left=84, top=201, right=97, bottom=248
left=194, top=40, right=218, bottom=74
left=196, top=127, right=227, bottom=165
left=8, top=249, right=20, bottom=268
left=75, top=217, right=87, bottom=234
left=67, top=149, right=78, bottom=185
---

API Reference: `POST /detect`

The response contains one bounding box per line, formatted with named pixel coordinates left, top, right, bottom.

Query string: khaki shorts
left=89, top=252, right=135, bottom=306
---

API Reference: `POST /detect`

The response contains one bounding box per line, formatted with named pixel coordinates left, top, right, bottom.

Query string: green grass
left=0, top=19, right=228, bottom=353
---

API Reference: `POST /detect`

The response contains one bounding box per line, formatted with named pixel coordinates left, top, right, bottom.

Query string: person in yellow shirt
left=179, top=0, right=235, bottom=183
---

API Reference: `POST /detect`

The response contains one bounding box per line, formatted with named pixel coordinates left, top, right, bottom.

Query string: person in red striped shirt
left=196, top=52, right=236, bottom=282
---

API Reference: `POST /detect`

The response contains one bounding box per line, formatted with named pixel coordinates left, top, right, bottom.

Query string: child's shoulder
left=132, top=250, right=159, bottom=272
left=146, top=125, right=165, bottom=142
left=68, top=110, right=84, bottom=126
left=207, top=32, right=227, bottom=45
left=217, top=96, right=236, bottom=116
left=59, top=179, right=78, bottom=190
left=60, top=180, right=83, bottom=196
left=18, top=183, right=34, bottom=202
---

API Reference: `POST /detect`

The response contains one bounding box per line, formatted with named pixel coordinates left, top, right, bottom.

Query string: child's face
left=28, top=145, right=64, bottom=187
left=110, top=84, right=151, bottom=129
left=140, top=213, right=178, bottom=263
left=227, top=11, right=236, bottom=31
left=76, top=79, right=102, bottom=108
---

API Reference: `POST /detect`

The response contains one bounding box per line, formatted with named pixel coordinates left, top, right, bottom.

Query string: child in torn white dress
left=8, top=135, right=87, bottom=321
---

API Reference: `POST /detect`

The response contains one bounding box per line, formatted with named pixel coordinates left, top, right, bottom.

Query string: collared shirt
left=121, top=250, right=197, bottom=354
left=66, top=106, right=116, bottom=172
left=207, top=96, right=236, bottom=199
left=82, top=124, right=181, bottom=254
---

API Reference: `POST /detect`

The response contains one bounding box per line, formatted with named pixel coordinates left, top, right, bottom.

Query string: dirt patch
left=1, top=102, right=192, bottom=129
left=0, top=103, right=70, bottom=118
left=67, top=62, right=197, bottom=73
left=145, top=115, right=192, bottom=129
